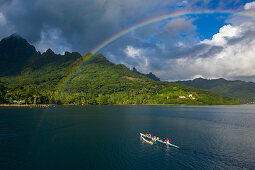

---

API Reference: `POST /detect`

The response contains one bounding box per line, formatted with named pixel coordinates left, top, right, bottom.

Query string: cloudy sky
left=1, top=0, right=255, bottom=81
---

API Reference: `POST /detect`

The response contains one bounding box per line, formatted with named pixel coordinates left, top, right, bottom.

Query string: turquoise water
left=1, top=105, right=255, bottom=169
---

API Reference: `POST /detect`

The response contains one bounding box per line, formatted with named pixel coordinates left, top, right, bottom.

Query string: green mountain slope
left=56, top=54, right=236, bottom=105
left=176, top=78, right=255, bottom=103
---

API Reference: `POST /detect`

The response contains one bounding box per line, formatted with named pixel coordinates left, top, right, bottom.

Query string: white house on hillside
left=179, top=96, right=186, bottom=99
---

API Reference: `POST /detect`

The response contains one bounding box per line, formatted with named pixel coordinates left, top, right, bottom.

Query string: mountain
left=0, top=53, right=236, bottom=105
left=0, top=34, right=36, bottom=76
left=0, top=34, right=237, bottom=105
left=132, top=67, right=160, bottom=81
left=176, top=78, right=255, bottom=103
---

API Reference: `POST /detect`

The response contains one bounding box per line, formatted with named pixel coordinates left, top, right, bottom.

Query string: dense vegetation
left=0, top=34, right=238, bottom=105
left=176, top=78, right=255, bottom=103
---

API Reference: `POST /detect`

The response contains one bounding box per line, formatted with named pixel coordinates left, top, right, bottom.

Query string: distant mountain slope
left=176, top=78, right=255, bottom=103
left=0, top=34, right=36, bottom=76
left=132, top=67, right=160, bottom=81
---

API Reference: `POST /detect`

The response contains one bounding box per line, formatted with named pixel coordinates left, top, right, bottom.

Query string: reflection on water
left=0, top=105, right=255, bottom=169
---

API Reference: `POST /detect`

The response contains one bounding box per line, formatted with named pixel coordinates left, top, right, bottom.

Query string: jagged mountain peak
left=132, top=67, right=160, bottom=81
left=0, top=34, right=36, bottom=76
left=1, top=33, right=27, bottom=44
left=44, top=48, right=55, bottom=55
left=7, top=33, right=23, bottom=39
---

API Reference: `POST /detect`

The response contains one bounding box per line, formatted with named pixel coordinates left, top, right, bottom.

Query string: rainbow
left=50, top=9, right=255, bottom=103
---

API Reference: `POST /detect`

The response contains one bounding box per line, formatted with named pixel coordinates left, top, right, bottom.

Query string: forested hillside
left=176, top=78, right=255, bottom=103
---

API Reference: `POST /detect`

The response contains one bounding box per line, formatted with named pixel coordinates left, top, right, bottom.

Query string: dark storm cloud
left=0, top=0, right=227, bottom=54
left=0, top=0, right=188, bottom=54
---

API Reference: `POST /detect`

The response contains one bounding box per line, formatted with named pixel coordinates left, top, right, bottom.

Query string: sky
left=1, top=0, right=255, bottom=81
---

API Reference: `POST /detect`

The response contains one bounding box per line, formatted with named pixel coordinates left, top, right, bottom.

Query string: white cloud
left=0, top=12, right=6, bottom=25
left=124, top=46, right=141, bottom=58
left=176, top=0, right=189, bottom=7
left=157, top=18, right=255, bottom=81
left=0, top=12, right=15, bottom=38
left=123, top=46, right=151, bottom=73
left=244, top=1, right=255, bottom=10
left=170, top=39, right=255, bottom=78
left=36, top=28, right=71, bottom=54
left=200, top=25, right=241, bottom=46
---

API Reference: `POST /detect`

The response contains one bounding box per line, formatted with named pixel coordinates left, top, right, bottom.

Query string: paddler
left=166, top=139, right=170, bottom=143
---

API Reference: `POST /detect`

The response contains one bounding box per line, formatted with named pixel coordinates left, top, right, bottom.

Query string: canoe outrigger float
left=141, top=136, right=153, bottom=144
left=140, top=133, right=180, bottom=149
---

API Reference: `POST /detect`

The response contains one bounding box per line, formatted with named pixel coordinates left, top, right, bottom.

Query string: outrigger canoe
left=140, top=133, right=180, bottom=149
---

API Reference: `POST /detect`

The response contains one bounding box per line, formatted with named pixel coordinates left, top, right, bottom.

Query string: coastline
left=0, top=104, right=52, bottom=108
left=0, top=103, right=240, bottom=107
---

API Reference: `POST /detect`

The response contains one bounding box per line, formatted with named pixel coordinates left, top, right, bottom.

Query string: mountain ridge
left=132, top=67, right=160, bottom=81
left=176, top=78, right=255, bottom=103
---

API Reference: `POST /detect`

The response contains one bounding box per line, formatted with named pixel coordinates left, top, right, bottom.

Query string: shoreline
left=0, top=103, right=242, bottom=107
left=0, top=104, right=52, bottom=108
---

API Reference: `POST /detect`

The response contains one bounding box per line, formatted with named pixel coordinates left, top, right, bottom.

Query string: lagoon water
left=1, top=105, right=255, bottom=169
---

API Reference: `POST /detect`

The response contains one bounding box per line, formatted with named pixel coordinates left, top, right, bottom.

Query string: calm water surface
left=0, top=105, right=255, bottom=169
